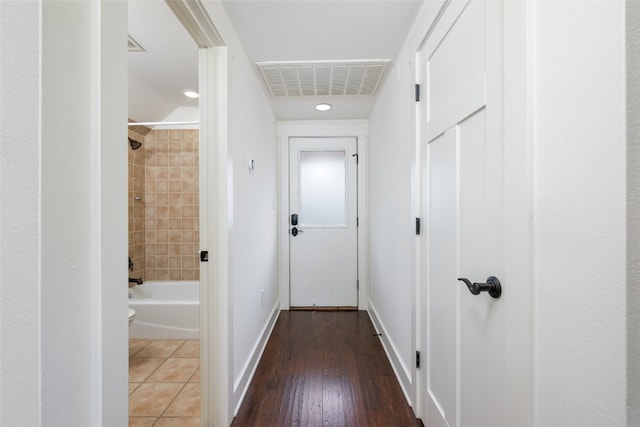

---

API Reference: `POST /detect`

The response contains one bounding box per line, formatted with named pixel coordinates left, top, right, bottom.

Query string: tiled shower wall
left=128, top=128, right=146, bottom=280
left=127, top=127, right=200, bottom=282
left=143, top=129, right=200, bottom=281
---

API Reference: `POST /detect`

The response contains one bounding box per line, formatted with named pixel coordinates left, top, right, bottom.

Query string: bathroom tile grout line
left=129, top=339, right=200, bottom=424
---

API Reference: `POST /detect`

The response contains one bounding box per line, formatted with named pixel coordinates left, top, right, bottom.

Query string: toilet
left=128, top=308, right=136, bottom=327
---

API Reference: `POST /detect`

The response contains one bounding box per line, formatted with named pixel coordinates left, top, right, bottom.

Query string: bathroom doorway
left=127, top=1, right=202, bottom=424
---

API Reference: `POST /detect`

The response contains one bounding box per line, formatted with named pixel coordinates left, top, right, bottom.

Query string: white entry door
left=419, top=1, right=528, bottom=426
left=289, top=137, right=358, bottom=308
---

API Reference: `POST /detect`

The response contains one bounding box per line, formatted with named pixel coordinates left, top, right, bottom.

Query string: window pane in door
left=299, top=150, right=346, bottom=226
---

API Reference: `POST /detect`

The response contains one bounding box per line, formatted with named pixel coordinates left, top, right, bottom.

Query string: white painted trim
left=199, top=45, right=231, bottom=426
left=165, top=0, right=224, bottom=48
left=367, top=302, right=414, bottom=407
left=277, top=120, right=369, bottom=310
left=96, top=1, right=128, bottom=425
left=232, top=302, right=280, bottom=416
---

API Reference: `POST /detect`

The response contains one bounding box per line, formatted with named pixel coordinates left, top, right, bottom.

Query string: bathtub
left=128, top=281, right=200, bottom=339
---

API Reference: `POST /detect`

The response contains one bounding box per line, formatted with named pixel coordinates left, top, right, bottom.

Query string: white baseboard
left=367, top=301, right=414, bottom=407
left=232, top=302, right=280, bottom=415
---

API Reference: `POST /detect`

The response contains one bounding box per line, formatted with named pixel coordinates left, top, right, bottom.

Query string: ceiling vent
left=256, top=60, right=391, bottom=97
left=128, top=35, right=145, bottom=52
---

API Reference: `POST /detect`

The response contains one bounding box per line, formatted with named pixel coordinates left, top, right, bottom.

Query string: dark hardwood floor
left=231, top=310, right=422, bottom=427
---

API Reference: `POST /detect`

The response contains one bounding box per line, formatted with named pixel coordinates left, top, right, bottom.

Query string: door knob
left=291, top=227, right=304, bottom=237
left=457, top=276, right=502, bottom=299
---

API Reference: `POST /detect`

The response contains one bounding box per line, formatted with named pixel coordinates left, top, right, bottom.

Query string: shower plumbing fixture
left=129, top=137, right=142, bottom=150
left=129, top=277, right=143, bottom=285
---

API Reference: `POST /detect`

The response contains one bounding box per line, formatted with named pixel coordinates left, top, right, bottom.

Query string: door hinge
left=352, top=153, right=359, bottom=164
left=200, top=250, right=209, bottom=262
left=415, top=84, right=421, bottom=102
left=415, top=217, right=421, bottom=235
left=357, top=280, right=359, bottom=290
left=357, top=217, right=359, bottom=227
left=416, top=350, right=421, bottom=368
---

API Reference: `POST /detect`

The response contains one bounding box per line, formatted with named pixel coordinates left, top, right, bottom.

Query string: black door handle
left=457, top=276, right=502, bottom=299
left=291, top=227, right=304, bottom=237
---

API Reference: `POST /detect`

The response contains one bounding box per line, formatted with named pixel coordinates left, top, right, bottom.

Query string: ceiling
left=128, top=0, right=423, bottom=122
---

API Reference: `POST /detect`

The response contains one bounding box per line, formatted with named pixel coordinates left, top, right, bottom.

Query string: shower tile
left=154, top=130, right=169, bottom=141
left=169, top=269, right=182, bottom=281
left=168, top=232, right=182, bottom=245
left=169, top=142, right=182, bottom=154
left=182, top=193, right=195, bottom=205
left=182, top=206, right=195, bottom=218
left=169, top=244, right=181, bottom=256
left=182, top=231, right=194, bottom=243
left=157, top=192, right=169, bottom=205
left=157, top=231, right=169, bottom=244
left=181, top=269, right=196, bottom=281
left=154, top=417, right=200, bottom=427
left=156, top=255, right=168, bottom=269
left=182, top=140, right=194, bottom=153
left=169, top=167, right=181, bottom=180
left=164, top=383, right=200, bottom=417
left=156, top=244, right=168, bottom=255
left=180, top=244, right=194, bottom=256
left=133, top=217, right=144, bottom=231
left=145, top=153, right=157, bottom=167
left=181, top=168, right=194, bottom=180
left=183, top=129, right=197, bottom=142
left=181, top=178, right=195, bottom=193
left=145, top=256, right=156, bottom=269
left=174, top=340, right=200, bottom=358
left=168, top=219, right=182, bottom=232
left=181, top=219, right=193, bottom=231
left=146, top=358, right=200, bottom=383
left=128, top=357, right=164, bottom=382
left=157, top=218, right=169, bottom=231
left=181, top=154, right=194, bottom=166
left=157, top=206, right=170, bottom=218
left=129, top=383, right=183, bottom=417
left=136, top=340, right=185, bottom=358
left=134, top=244, right=145, bottom=258
left=156, top=269, right=169, bottom=280
left=169, top=129, right=182, bottom=142
left=169, top=205, right=182, bottom=218
left=169, top=179, right=182, bottom=192
left=182, top=256, right=196, bottom=269
left=144, top=218, right=156, bottom=230
left=134, top=165, right=145, bottom=179
left=144, top=206, right=156, bottom=218
left=156, top=155, right=169, bottom=167
left=157, top=179, right=169, bottom=192
left=169, top=256, right=181, bottom=269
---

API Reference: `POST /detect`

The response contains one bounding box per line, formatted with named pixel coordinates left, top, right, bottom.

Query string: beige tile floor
left=129, top=339, right=200, bottom=427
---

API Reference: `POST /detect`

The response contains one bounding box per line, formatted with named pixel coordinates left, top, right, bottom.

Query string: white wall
left=627, top=2, right=640, bottom=423
left=201, top=2, right=280, bottom=417
left=0, top=1, right=128, bottom=425
left=228, top=43, right=279, bottom=412
left=367, top=42, right=419, bottom=402
left=532, top=2, right=627, bottom=425
left=0, top=2, right=42, bottom=424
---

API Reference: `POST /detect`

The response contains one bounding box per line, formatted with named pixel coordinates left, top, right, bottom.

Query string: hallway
left=231, top=310, right=421, bottom=426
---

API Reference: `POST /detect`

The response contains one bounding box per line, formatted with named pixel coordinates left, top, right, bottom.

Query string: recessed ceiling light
left=315, top=103, right=332, bottom=112
left=184, top=90, right=199, bottom=99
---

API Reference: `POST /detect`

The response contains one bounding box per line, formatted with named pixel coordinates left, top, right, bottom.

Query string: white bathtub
left=128, top=281, right=200, bottom=339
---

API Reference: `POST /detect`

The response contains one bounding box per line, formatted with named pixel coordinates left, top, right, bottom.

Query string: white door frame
left=413, top=0, right=531, bottom=423
left=157, top=2, right=232, bottom=425
left=278, top=120, right=369, bottom=310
